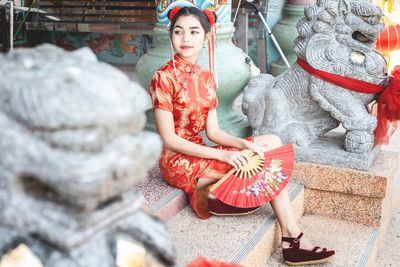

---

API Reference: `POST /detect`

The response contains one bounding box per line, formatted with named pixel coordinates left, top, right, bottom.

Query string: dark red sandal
left=282, top=233, right=335, bottom=266
left=208, top=198, right=260, bottom=216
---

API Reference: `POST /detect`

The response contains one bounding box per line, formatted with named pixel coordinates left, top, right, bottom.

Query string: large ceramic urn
left=269, top=0, right=316, bottom=76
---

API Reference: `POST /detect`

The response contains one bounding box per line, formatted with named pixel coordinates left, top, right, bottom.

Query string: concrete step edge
left=230, top=183, right=305, bottom=263
left=356, top=229, right=379, bottom=267
left=151, top=189, right=187, bottom=221
left=369, top=165, right=400, bottom=266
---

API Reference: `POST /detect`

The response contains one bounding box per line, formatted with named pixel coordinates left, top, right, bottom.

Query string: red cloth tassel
left=186, top=257, right=243, bottom=267
left=373, top=65, right=400, bottom=144
left=208, top=25, right=218, bottom=87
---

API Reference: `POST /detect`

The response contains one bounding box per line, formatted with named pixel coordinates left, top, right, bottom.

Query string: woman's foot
left=281, top=232, right=335, bottom=266
left=281, top=231, right=314, bottom=250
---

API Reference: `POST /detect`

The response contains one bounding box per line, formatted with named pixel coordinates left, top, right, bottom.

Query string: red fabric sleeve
left=149, top=71, right=174, bottom=112
left=209, top=73, right=218, bottom=110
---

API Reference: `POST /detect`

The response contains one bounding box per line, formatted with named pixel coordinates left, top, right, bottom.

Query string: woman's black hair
left=168, top=7, right=216, bottom=37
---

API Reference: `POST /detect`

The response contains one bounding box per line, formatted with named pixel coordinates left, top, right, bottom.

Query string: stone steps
left=373, top=147, right=400, bottom=267
left=292, top=148, right=399, bottom=228
left=267, top=214, right=378, bottom=267
left=374, top=201, right=400, bottom=267
left=135, top=152, right=400, bottom=267
left=133, top=130, right=400, bottom=266
left=267, top=161, right=400, bottom=267
left=165, top=183, right=305, bottom=267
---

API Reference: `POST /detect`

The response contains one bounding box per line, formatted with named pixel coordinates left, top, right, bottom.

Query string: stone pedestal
left=292, top=150, right=400, bottom=227
left=295, top=128, right=381, bottom=171
left=136, top=0, right=251, bottom=137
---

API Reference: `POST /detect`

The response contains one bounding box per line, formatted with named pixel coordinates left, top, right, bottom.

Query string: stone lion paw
left=344, top=131, right=374, bottom=154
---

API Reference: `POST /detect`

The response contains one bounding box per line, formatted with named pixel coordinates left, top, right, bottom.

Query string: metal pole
left=256, top=11, right=290, bottom=68
left=9, top=0, right=13, bottom=51
left=242, top=1, right=290, bottom=68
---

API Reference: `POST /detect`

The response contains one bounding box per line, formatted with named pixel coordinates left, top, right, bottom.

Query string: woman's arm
left=156, top=108, right=250, bottom=170
left=205, top=109, right=249, bottom=148
left=155, top=109, right=226, bottom=160
left=205, top=109, right=266, bottom=158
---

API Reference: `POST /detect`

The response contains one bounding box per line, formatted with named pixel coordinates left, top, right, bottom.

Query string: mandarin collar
left=173, top=54, right=199, bottom=73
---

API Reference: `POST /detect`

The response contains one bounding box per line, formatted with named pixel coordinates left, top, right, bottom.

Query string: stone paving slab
left=267, top=214, right=375, bottom=267
left=374, top=202, right=400, bottom=267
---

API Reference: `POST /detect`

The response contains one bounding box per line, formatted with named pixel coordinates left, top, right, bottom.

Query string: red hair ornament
left=167, top=6, right=183, bottom=21
left=202, top=9, right=216, bottom=26
left=167, top=6, right=219, bottom=87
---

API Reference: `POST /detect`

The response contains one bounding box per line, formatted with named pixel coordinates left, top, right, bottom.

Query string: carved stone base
left=292, top=149, right=400, bottom=227
left=295, top=129, right=381, bottom=171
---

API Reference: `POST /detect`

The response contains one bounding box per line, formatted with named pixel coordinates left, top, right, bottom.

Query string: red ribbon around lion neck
left=297, top=58, right=400, bottom=145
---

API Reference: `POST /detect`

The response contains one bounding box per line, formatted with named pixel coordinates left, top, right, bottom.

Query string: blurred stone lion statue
left=0, top=44, right=174, bottom=267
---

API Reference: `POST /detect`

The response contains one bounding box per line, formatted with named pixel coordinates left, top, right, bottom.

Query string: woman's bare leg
left=254, top=134, right=314, bottom=249
left=197, top=177, right=219, bottom=199
left=253, top=134, right=283, bottom=150
left=197, top=177, right=218, bottom=189
left=269, top=187, right=313, bottom=249
left=199, top=134, right=314, bottom=249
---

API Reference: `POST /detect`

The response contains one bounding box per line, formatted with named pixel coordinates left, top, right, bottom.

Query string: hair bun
left=168, top=7, right=183, bottom=21
left=202, top=9, right=217, bottom=26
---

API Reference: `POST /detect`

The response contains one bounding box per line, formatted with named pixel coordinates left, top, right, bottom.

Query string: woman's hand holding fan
left=210, top=144, right=294, bottom=208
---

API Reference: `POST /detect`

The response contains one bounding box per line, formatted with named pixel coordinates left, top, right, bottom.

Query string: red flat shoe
left=208, top=198, right=260, bottom=216
left=282, top=233, right=335, bottom=266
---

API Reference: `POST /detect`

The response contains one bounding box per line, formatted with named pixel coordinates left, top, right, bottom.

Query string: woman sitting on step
left=149, top=6, right=335, bottom=265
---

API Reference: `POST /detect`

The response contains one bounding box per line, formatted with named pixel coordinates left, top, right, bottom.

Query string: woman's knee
left=254, top=134, right=282, bottom=148
left=197, top=177, right=218, bottom=189
left=268, top=134, right=283, bottom=148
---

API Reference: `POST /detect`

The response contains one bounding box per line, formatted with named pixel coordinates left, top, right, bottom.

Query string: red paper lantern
left=376, top=24, right=400, bottom=53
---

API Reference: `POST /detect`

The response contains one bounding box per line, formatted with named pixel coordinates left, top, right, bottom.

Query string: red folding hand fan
left=210, top=144, right=294, bottom=208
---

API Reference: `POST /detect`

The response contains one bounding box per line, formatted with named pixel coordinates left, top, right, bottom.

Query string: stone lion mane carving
left=243, top=0, right=387, bottom=154
left=0, top=45, right=174, bottom=266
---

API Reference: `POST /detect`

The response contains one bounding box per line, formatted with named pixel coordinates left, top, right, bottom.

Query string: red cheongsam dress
left=150, top=55, right=250, bottom=219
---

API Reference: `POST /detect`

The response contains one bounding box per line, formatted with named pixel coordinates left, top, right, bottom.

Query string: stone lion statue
left=0, top=45, right=174, bottom=266
left=243, top=0, right=387, bottom=154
